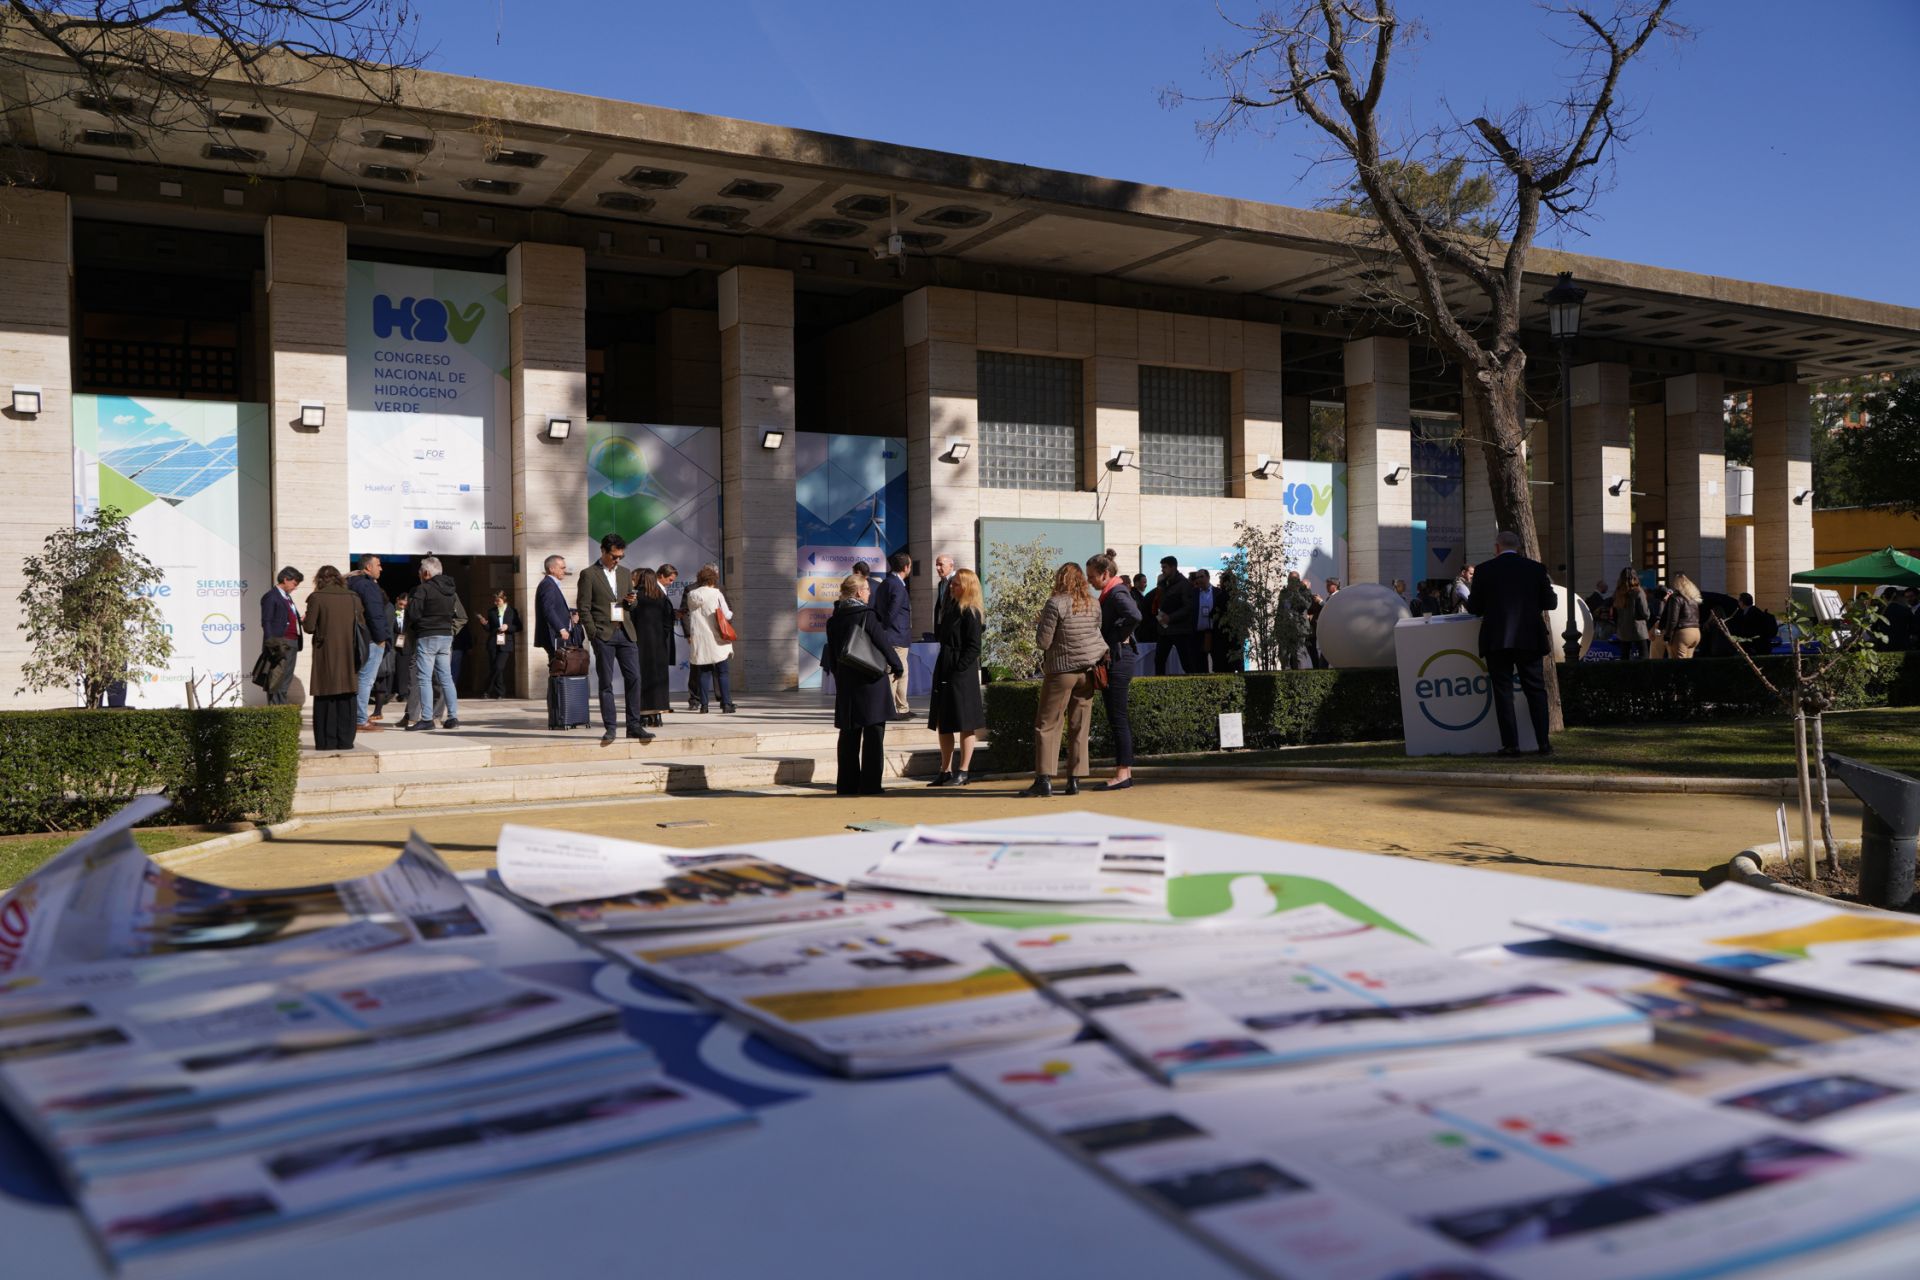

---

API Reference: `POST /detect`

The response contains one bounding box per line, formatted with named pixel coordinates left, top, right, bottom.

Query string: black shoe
left=1019, top=778, right=1052, bottom=798
left=721, top=704, right=737, bottom=714
left=928, top=772, right=953, bottom=788
left=397, top=718, right=414, bottom=730
left=601, top=731, right=616, bottom=746
left=442, top=719, right=459, bottom=730
left=1537, top=744, right=1555, bottom=756
left=1495, top=747, right=1520, bottom=757
left=1064, top=778, right=1081, bottom=796
left=950, top=770, right=969, bottom=787
left=405, top=720, right=435, bottom=732
left=1102, top=778, right=1134, bottom=791
left=698, top=705, right=711, bottom=713
left=628, top=730, right=656, bottom=743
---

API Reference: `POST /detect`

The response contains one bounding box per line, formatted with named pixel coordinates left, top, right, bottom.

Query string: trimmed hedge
left=983, top=652, right=1920, bottom=767
left=0, top=707, right=301, bottom=833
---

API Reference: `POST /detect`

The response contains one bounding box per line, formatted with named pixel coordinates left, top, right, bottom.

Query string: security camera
left=870, top=232, right=905, bottom=260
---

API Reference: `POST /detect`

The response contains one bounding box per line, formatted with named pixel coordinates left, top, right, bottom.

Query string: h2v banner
left=346, top=261, right=511, bottom=555
left=796, top=434, right=906, bottom=688
left=72, top=395, right=271, bottom=706
left=1280, top=460, right=1348, bottom=586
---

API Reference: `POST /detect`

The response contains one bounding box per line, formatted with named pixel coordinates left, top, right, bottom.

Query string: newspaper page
left=495, top=824, right=856, bottom=932
left=990, top=905, right=1645, bottom=1083
left=611, top=905, right=1079, bottom=1074
left=846, top=828, right=1171, bottom=914
left=956, top=1041, right=1920, bottom=1280
left=1518, top=881, right=1920, bottom=1014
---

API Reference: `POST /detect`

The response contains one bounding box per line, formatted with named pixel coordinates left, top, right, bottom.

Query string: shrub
left=0, top=707, right=301, bottom=833
left=985, top=675, right=1245, bottom=769
left=1243, top=668, right=1401, bottom=745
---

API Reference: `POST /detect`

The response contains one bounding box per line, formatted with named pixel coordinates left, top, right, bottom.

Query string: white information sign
left=1393, top=614, right=1538, bottom=755
left=346, top=261, right=511, bottom=555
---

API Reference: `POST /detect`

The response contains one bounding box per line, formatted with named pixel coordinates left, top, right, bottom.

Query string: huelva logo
left=1414, top=648, right=1496, bottom=731
left=1283, top=481, right=1333, bottom=517
left=373, top=295, right=485, bottom=344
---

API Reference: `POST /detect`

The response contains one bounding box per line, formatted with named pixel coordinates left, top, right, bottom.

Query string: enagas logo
left=0, top=886, right=39, bottom=974
left=1413, top=648, right=1495, bottom=732
left=201, top=613, right=245, bottom=645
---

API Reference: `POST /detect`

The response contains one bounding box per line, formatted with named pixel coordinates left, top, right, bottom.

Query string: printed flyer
left=848, top=829, right=1170, bottom=914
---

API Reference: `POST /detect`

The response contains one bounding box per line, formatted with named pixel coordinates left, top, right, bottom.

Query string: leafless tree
left=1174, top=0, right=1678, bottom=568
left=0, top=1, right=423, bottom=183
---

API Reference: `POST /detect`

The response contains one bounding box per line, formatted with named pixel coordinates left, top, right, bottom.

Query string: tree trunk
left=1463, top=359, right=1565, bottom=731
left=1812, top=712, right=1839, bottom=876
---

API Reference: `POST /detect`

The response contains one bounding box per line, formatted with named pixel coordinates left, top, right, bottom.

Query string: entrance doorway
left=351, top=553, right=520, bottom=697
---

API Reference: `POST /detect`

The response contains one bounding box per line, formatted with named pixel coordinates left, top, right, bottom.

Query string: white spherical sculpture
left=1316, top=583, right=1410, bottom=669
left=1547, top=582, right=1595, bottom=660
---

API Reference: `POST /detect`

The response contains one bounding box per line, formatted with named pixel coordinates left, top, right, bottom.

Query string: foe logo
left=372, top=294, right=485, bottom=344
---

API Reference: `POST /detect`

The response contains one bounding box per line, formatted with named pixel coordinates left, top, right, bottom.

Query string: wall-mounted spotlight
left=297, top=401, right=326, bottom=430
left=545, top=417, right=572, bottom=442
left=1383, top=465, right=1412, bottom=486
left=1607, top=474, right=1628, bottom=496
left=760, top=429, right=785, bottom=450
left=1106, top=446, right=1135, bottom=471
left=939, top=438, right=971, bottom=463
left=1252, top=454, right=1281, bottom=481
left=1792, top=488, right=1814, bottom=506
left=10, top=385, right=42, bottom=417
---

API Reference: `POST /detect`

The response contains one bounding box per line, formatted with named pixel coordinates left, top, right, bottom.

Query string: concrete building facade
left=2, top=53, right=1917, bottom=706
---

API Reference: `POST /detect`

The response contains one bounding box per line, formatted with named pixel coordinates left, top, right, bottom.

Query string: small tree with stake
left=1224, top=520, right=1292, bottom=672
left=17, top=506, right=173, bottom=709
left=981, top=537, right=1062, bottom=679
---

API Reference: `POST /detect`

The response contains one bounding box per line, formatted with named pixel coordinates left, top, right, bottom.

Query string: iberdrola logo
left=372, top=295, right=485, bottom=344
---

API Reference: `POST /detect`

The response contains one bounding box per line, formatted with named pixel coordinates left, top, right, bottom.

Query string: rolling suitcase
left=548, top=674, right=591, bottom=729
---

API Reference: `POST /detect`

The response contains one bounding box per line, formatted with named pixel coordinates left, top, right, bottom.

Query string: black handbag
left=352, top=618, right=372, bottom=672
left=837, top=619, right=889, bottom=678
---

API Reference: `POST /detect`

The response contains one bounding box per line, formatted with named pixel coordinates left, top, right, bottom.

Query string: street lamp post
left=1545, top=272, right=1586, bottom=666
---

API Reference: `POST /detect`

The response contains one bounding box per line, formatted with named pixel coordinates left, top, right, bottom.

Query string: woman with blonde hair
left=1657, top=573, right=1704, bottom=659
left=927, top=568, right=984, bottom=787
left=1021, top=562, right=1108, bottom=797
left=1612, top=568, right=1650, bottom=660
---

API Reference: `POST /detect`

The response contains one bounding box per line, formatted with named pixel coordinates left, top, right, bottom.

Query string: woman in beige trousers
left=1021, top=562, right=1109, bottom=798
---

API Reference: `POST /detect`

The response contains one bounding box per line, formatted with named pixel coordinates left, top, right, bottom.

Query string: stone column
left=506, top=242, right=588, bottom=698
left=1231, top=322, right=1285, bottom=501
left=1458, top=378, right=1517, bottom=567
left=1631, top=402, right=1667, bottom=571
left=1665, top=372, right=1727, bottom=592
left=0, top=190, right=74, bottom=707
left=1343, top=336, right=1412, bottom=586
left=264, top=216, right=349, bottom=582
left=718, top=266, right=797, bottom=691
left=1570, top=362, right=1633, bottom=591
left=1282, top=394, right=1312, bottom=462
left=1751, top=380, right=1813, bottom=610
left=904, top=287, right=980, bottom=634
left=1085, top=305, right=1142, bottom=558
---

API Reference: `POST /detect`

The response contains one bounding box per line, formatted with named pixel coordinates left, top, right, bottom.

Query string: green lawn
left=0, top=828, right=212, bottom=891
left=1152, top=708, right=1920, bottom=779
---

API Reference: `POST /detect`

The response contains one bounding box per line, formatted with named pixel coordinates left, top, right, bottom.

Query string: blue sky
left=418, top=0, right=1918, bottom=306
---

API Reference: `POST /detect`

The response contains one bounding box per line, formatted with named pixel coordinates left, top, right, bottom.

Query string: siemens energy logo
left=1412, top=648, right=1498, bottom=732
left=372, top=295, right=485, bottom=344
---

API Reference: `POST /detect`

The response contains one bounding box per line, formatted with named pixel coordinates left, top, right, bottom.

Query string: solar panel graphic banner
left=72, top=395, right=271, bottom=706
left=795, top=434, right=906, bottom=688
left=346, top=261, right=511, bottom=555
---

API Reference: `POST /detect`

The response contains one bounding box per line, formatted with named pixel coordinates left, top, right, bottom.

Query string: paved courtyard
left=165, top=775, right=1849, bottom=898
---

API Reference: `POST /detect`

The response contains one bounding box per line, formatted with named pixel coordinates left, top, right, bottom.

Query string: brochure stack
left=0, top=800, right=749, bottom=1269
left=845, top=828, right=1172, bottom=916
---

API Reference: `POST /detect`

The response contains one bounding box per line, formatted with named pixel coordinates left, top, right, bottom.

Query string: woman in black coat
left=1089, top=553, right=1142, bottom=790
left=927, top=568, right=985, bottom=787
left=631, top=568, right=675, bottom=724
left=822, top=573, right=903, bottom=796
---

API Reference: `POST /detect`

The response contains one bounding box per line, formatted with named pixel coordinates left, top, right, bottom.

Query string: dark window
left=1139, top=366, right=1230, bottom=497
left=978, top=352, right=1081, bottom=492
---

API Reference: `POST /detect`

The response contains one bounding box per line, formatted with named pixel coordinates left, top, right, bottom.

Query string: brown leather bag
left=550, top=645, right=589, bottom=677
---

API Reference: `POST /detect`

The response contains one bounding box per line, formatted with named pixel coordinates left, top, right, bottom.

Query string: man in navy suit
left=1466, top=530, right=1559, bottom=757
left=258, top=566, right=304, bottom=705
left=534, top=554, right=572, bottom=656
left=870, top=550, right=914, bottom=719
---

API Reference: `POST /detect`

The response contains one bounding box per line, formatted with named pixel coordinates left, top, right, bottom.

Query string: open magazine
left=846, top=828, right=1171, bottom=915
left=1517, top=881, right=1920, bottom=1015
left=494, top=824, right=875, bottom=933
left=607, top=905, right=1079, bottom=1075
left=989, top=905, right=1645, bottom=1083
left=956, top=1040, right=1920, bottom=1280
left=0, top=803, right=752, bottom=1271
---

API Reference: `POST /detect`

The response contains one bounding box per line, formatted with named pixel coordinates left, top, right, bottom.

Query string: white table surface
left=5, top=813, right=1912, bottom=1280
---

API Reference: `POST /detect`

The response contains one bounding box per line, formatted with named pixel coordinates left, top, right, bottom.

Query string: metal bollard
left=1824, top=752, right=1920, bottom=909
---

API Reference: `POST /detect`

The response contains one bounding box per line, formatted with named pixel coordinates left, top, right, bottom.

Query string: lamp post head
left=1544, top=271, right=1586, bottom=342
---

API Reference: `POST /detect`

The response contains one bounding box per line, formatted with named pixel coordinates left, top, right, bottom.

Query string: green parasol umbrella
left=1790, top=547, right=1920, bottom=589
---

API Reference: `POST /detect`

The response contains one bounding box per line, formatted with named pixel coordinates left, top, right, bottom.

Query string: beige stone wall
left=1750, top=381, right=1813, bottom=609
left=265, top=216, right=349, bottom=584
left=719, top=266, right=798, bottom=690
left=653, top=307, right=720, bottom=427
left=1631, top=402, right=1668, bottom=571
left=507, top=242, right=589, bottom=696
left=1570, top=362, right=1633, bottom=588
left=896, top=287, right=1289, bottom=630
left=0, top=189, right=74, bottom=707
left=1664, top=372, right=1727, bottom=593
left=1344, top=336, right=1411, bottom=586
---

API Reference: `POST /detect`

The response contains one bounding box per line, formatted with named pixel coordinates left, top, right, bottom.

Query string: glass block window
left=1139, top=366, right=1229, bottom=496
left=977, top=352, right=1081, bottom=491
